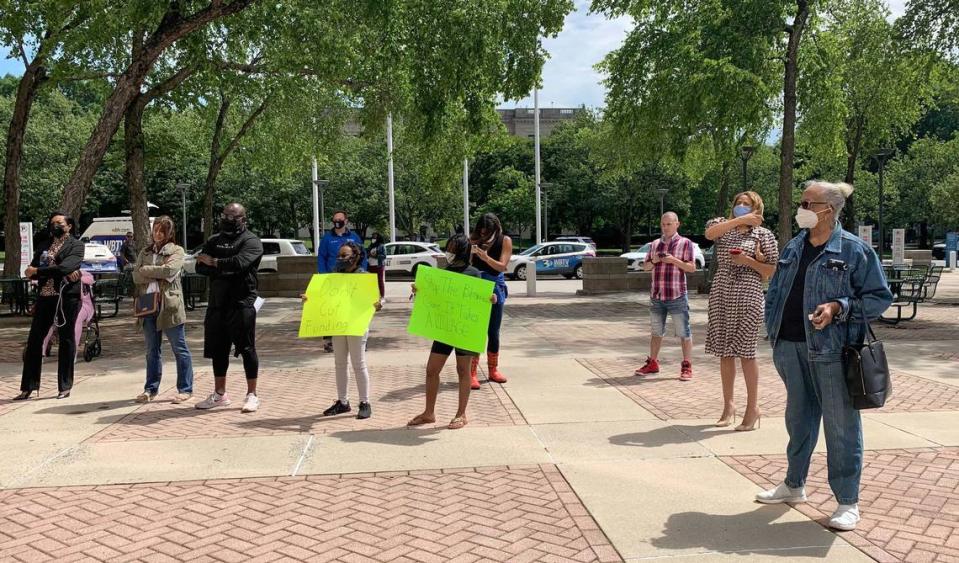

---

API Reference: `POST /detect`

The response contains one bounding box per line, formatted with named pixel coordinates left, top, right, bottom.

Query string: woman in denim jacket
left=758, top=180, right=892, bottom=531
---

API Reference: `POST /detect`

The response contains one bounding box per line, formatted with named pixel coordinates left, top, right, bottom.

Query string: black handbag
left=842, top=302, right=891, bottom=409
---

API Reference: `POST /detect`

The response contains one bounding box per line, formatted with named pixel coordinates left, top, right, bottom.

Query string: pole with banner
left=892, top=228, right=906, bottom=265
left=946, top=231, right=958, bottom=270
left=19, top=222, right=33, bottom=278
left=858, top=225, right=873, bottom=249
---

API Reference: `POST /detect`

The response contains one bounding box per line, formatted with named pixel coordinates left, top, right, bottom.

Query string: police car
left=508, top=242, right=595, bottom=280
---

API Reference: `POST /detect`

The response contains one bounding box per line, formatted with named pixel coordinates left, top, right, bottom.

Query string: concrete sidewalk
left=1, top=275, right=957, bottom=562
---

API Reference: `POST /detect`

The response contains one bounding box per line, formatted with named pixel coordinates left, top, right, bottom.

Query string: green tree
left=797, top=0, right=930, bottom=228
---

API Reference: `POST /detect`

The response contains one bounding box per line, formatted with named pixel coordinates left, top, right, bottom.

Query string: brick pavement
left=724, top=448, right=959, bottom=563
left=0, top=374, right=93, bottom=417
left=0, top=464, right=622, bottom=563
left=579, top=356, right=959, bottom=420
left=89, top=365, right=525, bottom=442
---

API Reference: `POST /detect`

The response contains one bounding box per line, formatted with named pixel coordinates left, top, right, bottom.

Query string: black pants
left=21, top=295, right=80, bottom=393
left=204, top=305, right=258, bottom=379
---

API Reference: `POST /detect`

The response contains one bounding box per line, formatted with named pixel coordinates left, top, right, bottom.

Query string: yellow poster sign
left=298, top=273, right=379, bottom=337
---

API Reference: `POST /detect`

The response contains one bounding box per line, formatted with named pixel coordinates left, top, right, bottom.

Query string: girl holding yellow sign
left=301, top=242, right=381, bottom=420
left=408, top=235, right=498, bottom=430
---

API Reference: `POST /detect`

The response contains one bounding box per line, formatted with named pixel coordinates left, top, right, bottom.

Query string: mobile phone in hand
left=729, top=248, right=742, bottom=255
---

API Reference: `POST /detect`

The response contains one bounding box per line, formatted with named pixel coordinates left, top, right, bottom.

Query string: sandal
left=447, top=416, right=468, bottom=430
left=407, top=414, right=435, bottom=427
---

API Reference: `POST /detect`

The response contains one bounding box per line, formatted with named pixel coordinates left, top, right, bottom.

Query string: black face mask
left=335, top=257, right=355, bottom=272
left=220, top=218, right=240, bottom=234
left=49, top=225, right=66, bottom=238
left=332, top=220, right=346, bottom=229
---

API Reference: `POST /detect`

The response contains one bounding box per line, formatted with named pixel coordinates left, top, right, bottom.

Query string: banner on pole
left=298, top=274, right=379, bottom=338
left=858, top=225, right=873, bottom=248
left=407, top=266, right=494, bottom=353
left=892, top=229, right=906, bottom=265
left=19, top=222, right=33, bottom=278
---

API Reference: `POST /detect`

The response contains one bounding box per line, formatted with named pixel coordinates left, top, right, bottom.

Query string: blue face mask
left=733, top=205, right=753, bottom=218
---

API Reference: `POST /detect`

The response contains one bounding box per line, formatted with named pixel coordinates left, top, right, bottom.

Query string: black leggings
left=21, top=295, right=80, bottom=392
left=487, top=299, right=504, bottom=353
left=431, top=341, right=478, bottom=358
left=212, top=348, right=259, bottom=379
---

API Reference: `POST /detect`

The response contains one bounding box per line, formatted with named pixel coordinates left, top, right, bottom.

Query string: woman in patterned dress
left=705, top=191, right=779, bottom=431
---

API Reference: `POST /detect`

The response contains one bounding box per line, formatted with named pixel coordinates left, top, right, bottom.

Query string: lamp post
left=739, top=145, right=755, bottom=190
left=176, top=182, right=190, bottom=248
left=541, top=182, right=554, bottom=240
left=313, top=180, right=330, bottom=236
left=657, top=188, right=669, bottom=216
left=871, top=148, right=895, bottom=259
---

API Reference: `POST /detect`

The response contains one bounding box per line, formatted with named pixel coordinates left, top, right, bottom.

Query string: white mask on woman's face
left=795, top=207, right=829, bottom=229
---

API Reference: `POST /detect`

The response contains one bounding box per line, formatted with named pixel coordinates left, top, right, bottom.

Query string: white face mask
left=795, top=207, right=824, bottom=229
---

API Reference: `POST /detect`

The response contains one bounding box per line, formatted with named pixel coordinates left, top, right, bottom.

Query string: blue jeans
left=773, top=340, right=862, bottom=504
left=143, top=316, right=194, bottom=395
left=650, top=295, right=691, bottom=338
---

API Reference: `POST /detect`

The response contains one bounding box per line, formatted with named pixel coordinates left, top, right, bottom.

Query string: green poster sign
left=407, top=266, right=494, bottom=353
left=298, top=273, right=380, bottom=337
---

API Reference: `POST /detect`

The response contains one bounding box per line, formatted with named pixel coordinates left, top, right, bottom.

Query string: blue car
left=507, top=242, right=595, bottom=280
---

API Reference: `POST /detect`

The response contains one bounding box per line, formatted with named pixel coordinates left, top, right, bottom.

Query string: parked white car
left=81, top=242, right=119, bottom=273
left=508, top=241, right=595, bottom=280
left=384, top=242, right=444, bottom=276
left=622, top=242, right=706, bottom=271
left=182, top=238, right=310, bottom=273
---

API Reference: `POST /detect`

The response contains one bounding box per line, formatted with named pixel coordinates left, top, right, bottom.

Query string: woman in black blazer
left=15, top=211, right=85, bottom=400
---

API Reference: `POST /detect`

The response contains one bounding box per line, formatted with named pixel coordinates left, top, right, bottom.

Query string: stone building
left=496, top=107, right=585, bottom=139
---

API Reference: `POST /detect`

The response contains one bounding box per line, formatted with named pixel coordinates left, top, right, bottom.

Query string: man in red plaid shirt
left=636, top=212, right=697, bottom=380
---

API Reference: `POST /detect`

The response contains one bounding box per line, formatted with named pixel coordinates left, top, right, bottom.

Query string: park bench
left=93, top=271, right=132, bottom=319
left=182, top=273, right=208, bottom=311
left=880, top=267, right=927, bottom=325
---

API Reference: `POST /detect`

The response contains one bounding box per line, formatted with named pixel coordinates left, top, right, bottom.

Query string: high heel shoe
left=735, top=413, right=761, bottom=432
left=13, top=390, right=36, bottom=401
left=56, top=391, right=71, bottom=400
left=714, top=410, right=736, bottom=427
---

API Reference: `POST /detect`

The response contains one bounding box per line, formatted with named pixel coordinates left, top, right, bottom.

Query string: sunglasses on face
left=800, top=201, right=829, bottom=209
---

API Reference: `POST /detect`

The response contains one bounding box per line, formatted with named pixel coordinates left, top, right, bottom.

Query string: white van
left=80, top=217, right=155, bottom=256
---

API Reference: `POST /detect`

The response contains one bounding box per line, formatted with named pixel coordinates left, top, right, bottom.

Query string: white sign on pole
left=19, top=222, right=33, bottom=278
left=892, top=228, right=906, bottom=265
left=858, top=225, right=873, bottom=248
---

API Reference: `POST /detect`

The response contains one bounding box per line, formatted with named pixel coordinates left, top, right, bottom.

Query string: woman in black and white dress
left=705, top=191, right=779, bottom=431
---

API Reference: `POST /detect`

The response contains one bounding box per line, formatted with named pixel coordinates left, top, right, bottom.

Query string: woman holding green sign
left=468, top=213, right=513, bottom=390
left=408, top=235, right=498, bottom=430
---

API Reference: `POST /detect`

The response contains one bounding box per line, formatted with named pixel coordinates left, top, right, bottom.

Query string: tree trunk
left=919, top=221, right=929, bottom=249
left=124, top=99, right=151, bottom=255
left=125, top=62, right=195, bottom=250
left=59, top=0, right=256, bottom=218
left=3, top=61, right=47, bottom=276
left=200, top=92, right=270, bottom=238
left=778, top=0, right=810, bottom=247
left=714, top=160, right=731, bottom=216
left=842, top=117, right=864, bottom=230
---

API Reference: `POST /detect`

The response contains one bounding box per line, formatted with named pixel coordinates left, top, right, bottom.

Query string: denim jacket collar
left=796, top=221, right=844, bottom=255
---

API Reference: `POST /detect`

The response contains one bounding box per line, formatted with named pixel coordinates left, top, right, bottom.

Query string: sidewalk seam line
left=290, top=434, right=314, bottom=477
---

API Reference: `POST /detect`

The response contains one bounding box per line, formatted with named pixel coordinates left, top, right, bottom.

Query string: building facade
left=497, top=107, right=585, bottom=139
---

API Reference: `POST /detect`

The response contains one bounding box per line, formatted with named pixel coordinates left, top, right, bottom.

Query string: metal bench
left=182, top=273, right=208, bottom=311
left=880, top=268, right=926, bottom=324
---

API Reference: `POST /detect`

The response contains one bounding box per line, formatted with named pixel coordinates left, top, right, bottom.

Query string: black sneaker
left=323, top=400, right=351, bottom=416
left=357, top=402, right=372, bottom=419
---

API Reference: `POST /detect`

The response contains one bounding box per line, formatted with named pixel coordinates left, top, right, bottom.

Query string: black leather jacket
left=29, top=235, right=85, bottom=296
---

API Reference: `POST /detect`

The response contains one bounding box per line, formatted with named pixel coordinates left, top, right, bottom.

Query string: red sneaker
left=679, top=360, right=693, bottom=381
left=635, top=357, right=660, bottom=376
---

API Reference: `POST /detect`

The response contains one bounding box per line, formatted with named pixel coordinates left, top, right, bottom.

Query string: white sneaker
left=195, top=392, right=231, bottom=410
left=756, top=482, right=807, bottom=504
left=241, top=393, right=259, bottom=413
left=829, top=504, right=860, bottom=531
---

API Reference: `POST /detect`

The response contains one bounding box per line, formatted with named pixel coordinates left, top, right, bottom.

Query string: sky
left=0, top=0, right=910, bottom=109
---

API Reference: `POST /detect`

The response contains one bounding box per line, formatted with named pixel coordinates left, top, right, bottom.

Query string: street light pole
left=386, top=113, right=396, bottom=242
left=541, top=182, right=554, bottom=241
left=739, top=145, right=755, bottom=190
left=534, top=90, right=542, bottom=245
left=871, top=148, right=895, bottom=259
left=463, top=158, right=470, bottom=234
left=176, top=182, right=190, bottom=248
left=657, top=188, right=669, bottom=217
